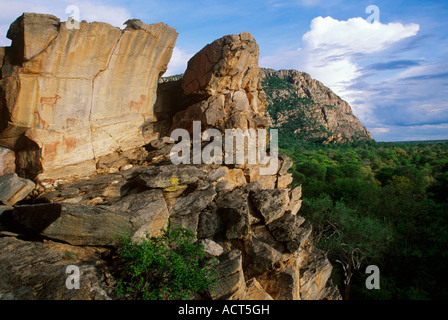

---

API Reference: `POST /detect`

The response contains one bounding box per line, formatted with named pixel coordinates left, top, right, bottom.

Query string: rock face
left=0, top=236, right=111, bottom=300
left=156, top=32, right=269, bottom=134
left=0, top=13, right=178, bottom=181
left=260, top=68, right=372, bottom=144
left=0, top=14, right=341, bottom=301
left=0, top=147, right=15, bottom=175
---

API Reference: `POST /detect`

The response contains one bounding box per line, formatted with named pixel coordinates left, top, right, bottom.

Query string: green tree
left=302, top=194, right=392, bottom=300
left=114, top=225, right=218, bottom=300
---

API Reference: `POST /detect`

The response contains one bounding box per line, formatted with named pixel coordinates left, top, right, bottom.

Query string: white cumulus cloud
left=260, top=15, right=420, bottom=132
left=300, top=16, right=420, bottom=95
left=164, top=47, right=194, bottom=76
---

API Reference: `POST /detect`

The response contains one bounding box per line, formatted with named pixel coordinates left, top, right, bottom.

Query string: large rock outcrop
left=0, top=14, right=341, bottom=301
left=0, top=13, right=178, bottom=181
left=261, top=68, right=373, bottom=144
left=155, top=32, right=269, bottom=135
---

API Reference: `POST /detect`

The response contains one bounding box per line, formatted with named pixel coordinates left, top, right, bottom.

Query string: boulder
left=243, top=278, right=274, bottom=300
left=0, top=173, right=35, bottom=206
left=244, top=225, right=284, bottom=277
left=182, top=32, right=261, bottom=98
left=0, top=236, right=111, bottom=300
left=169, top=186, right=217, bottom=216
left=267, top=212, right=309, bottom=253
left=250, top=189, right=289, bottom=224
left=298, top=245, right=334, bottom=300
left=200, top=239, right=224, bottom=257
left=11, top=190, right=170, bottom=245
left=0, top=147, right=15, bottom=175
left=168, top=186, right=217, bottom=234
left=285, top=185, right=302, bottom=215
left=170, top=32, right=269, bottom=133
left=102, top=189, right=170, bottom=239
left=209, top=249, right=246, bottom=300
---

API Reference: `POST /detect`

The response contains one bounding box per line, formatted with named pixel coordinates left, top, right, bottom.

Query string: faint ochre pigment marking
left=62, top=136, right=78, bottom=152
left=128, top=94, right=147, bottom=113
left=44, top=141, right=60, bottom=159
left=40, top=94, right=61, bottom=111
left=65, top=118, right=77, bottom=129
left=34, top=111, right=49, bottom=129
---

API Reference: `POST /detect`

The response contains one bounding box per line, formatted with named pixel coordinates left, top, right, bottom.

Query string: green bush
left=114, top=225, right=218, bottom=300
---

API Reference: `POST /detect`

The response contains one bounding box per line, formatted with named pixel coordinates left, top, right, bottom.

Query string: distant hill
left=260, top=68, right=373, bottom=146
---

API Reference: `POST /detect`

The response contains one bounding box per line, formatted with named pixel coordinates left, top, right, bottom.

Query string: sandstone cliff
left=0, top=13, right=178, bottom=181
left=260, top=68, right=373, bottom=144
left=0, top=13, right=340, bottom=300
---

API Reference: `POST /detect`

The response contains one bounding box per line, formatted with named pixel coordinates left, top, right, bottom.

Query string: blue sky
left=0, top=0, right=447, bottom=142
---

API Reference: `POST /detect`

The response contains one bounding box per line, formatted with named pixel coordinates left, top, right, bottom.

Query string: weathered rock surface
left=0, top=236, right=112, bottom=300
left=209, top=249, right=246, bottom=300
left=250, top=189, right=289, bottom=224
left=0, top=15, right=341, bottom=301
left=286, top=185, right=303, bottom=215
left=243, top=278, right=274, bottom=300
left=0, top=13, right=178, bottom=181
left=298, top=244, right=335, bottom=300
left=0, top=173, right=35, bottom=206
left=0, top=158, right=339, bottom=300
left=10, top=194, right=169, bottom=246
left=163, top=32, right=269, bottom=134
left=0, top=147, right=15, bottom=175
left=0, top=164, right=339, bottom=300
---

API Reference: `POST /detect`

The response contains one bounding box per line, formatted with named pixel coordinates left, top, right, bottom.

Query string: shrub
left=114, top=225, right=218, bottom=300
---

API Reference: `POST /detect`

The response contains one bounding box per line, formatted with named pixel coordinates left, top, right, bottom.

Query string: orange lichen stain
left=62, top=136, right=78, bottom=152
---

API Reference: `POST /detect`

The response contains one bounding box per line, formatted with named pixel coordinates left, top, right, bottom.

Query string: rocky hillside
left=0, top=13, right=340, bottom=300
left=260, top=68, right=373, bottom=145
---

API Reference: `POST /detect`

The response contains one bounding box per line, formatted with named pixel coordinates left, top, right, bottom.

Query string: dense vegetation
left=280, top=140, right=448, bottom=299
left=114, top=225, right=218, bottom=300
left=262, top=75, right=329, bottom=144
left=263, top=72, right=448, bottom=299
